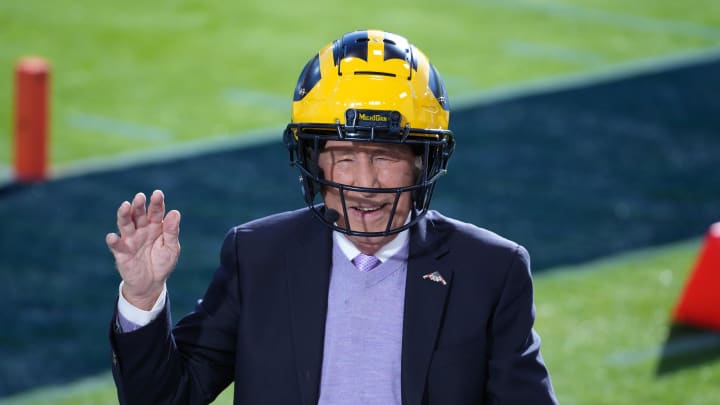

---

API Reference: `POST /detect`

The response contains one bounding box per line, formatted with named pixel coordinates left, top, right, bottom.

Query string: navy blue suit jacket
left=110, top=208, right=557, bottom=404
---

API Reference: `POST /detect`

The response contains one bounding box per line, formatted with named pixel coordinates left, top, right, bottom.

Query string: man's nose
left=353, top=159, right=380, bottom=190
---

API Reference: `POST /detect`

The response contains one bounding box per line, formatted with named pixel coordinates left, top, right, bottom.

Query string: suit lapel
left=401, top=214, right=453, bottom=405
left=286, top=215, right=333, bottom=405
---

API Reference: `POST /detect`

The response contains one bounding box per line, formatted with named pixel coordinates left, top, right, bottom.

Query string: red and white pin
left=422, top=271, right=447, bottom=286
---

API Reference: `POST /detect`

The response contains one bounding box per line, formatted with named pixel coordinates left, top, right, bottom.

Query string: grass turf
left=0, top=52, right=720, bottom=395
left=1, top=0, right=719, bottom=167
left=1, top=0, right=720, bottom=401
left=1, top=238, right=717, bottom=404
left=0, top=41, right=718, bottom=399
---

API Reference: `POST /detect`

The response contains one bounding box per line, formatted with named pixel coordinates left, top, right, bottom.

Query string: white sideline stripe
left=0, top=164, right=12, bottom=185
left=470, top=0, right=720, bottom=40
left=66, top=113, right=173, bottom=141
left=606, top=332, right=720, bottom=366
left=5, top=46, right=718, bottom=182
left=49, top=127, right=282, bottom=180
left=536, top=238, right=700, bottom=281
left=442, top=74, right=476, bottom=89
left=452, top=45, right=720, bottom=109
left=0, top=372, right=113, bottom=404
left=503, top=40, right=606, bottom=66
left=223, top=88, right=289, bottom=111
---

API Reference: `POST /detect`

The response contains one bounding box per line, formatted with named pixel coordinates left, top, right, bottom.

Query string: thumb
left=106, top=232, right=127, bottom=255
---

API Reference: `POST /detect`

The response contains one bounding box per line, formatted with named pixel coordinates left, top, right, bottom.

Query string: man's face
left=317, top=140, right=418, bottom=254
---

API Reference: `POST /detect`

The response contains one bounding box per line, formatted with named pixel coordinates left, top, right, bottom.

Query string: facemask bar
left=294, top=160, right=441, bottom=236
left=336, top=183, right=403, bottom=235
left=284, top=122, right=454, bottom=237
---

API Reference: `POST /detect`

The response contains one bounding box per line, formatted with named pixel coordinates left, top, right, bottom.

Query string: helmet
left=284, top=29, right=455, bottom=236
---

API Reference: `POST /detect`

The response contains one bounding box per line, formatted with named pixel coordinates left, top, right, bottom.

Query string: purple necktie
left=353, top=253, right=381, bottom=272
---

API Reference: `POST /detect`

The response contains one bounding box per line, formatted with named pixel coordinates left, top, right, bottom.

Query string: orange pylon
left=672, top=222, right=720, bottom=330
left=14, top=56, right=50, bottom=182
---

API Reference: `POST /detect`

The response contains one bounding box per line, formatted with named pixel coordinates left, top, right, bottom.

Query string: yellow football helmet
left=284, top=29, right=455, bottom=236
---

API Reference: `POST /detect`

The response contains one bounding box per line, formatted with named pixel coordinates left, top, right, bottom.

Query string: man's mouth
left=350, top=203, right=388, bottom=216
left=354, top=206, right=382, bottom=212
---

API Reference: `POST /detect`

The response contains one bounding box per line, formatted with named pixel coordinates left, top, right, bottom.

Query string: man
left=107, top=30, right=558, bottom=404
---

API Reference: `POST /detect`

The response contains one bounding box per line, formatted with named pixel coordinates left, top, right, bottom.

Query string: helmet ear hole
left=297, top=139, right=325, bottom=204
left=300, top=175, right=319, bottom=206
left=283, top=127, right=298, bottom=153
left=304, top=164, right=323, bottom=201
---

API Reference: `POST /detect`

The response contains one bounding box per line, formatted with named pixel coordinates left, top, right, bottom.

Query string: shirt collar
left=333, top=215, right=410, bottom=263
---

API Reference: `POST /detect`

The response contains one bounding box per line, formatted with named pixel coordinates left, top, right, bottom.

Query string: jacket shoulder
left=424, top=210, right=522, bottom=253
left=422, top=210, right=531, bottom=279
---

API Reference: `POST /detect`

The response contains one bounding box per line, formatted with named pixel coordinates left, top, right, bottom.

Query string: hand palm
left=116, top=223, right=176, bottom=283
left=106, top=190, right=181, bottom=309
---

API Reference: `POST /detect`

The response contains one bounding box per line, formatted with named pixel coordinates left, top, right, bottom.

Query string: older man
left=107, top=30, right=557, bottom=405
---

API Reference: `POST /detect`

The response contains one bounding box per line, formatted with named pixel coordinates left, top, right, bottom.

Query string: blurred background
left=1, top=0, right=719, bottom=403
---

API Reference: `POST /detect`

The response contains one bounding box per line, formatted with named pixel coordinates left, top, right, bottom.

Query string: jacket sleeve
left=109, top=228, right=241, bottom=405
left=485, top=245, right=558, bottom=405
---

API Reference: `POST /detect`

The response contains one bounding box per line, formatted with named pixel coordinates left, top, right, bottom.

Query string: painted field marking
left=223, top=88, right=289, bottom=111
left=0, top=371, right=114, bottom=404
left=0, top=164, right=11, bottom=186
left=504, top=40, right=606, bottom=65
left=51, top=126, right=282, bottom=180
left=442, top=74, right=482, bottom=99
left=453, top=45, right=720, bottom=110
left=66, top=113, right=173, bottom=142
left=48, top=46, right=720, bottom=182
left=472, top=0, right=720, bottom=40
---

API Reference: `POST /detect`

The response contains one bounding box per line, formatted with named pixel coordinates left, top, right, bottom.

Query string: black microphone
left=323, top=208, right=340, bottom=223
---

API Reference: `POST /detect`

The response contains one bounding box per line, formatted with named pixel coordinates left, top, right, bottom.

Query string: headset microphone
left=323, top=208, right=340, bottom=223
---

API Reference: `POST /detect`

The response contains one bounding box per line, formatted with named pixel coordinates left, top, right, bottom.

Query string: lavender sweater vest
left=317, top=241, right=409, bottom=405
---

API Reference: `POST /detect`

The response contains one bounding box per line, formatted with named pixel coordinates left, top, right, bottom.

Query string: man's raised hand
left=106, top=190, right=181, bottom=310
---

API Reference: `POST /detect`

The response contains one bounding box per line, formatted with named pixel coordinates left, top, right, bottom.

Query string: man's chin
left=345, top=220, right=392, bottom=236
left=347, top=233, right=395, bottom=254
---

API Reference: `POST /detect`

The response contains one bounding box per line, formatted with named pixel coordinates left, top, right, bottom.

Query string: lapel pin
left=422, top=271, right=447, bottom=286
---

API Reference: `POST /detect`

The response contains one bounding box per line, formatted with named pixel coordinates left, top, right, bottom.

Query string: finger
left=131, top=192, right=149, bottom=228
left=106, top=232, right=128, bottom=255
left=116, top=201, right=135, bottom=236
left=147, top=190, right=166, bottom=224
left=162, top=209, right=181, bottom=249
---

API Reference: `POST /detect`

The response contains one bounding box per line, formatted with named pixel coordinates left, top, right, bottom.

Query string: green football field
left=1, top=0, right=720, bottom=404
left=1, top=0, right=719, bottom=169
